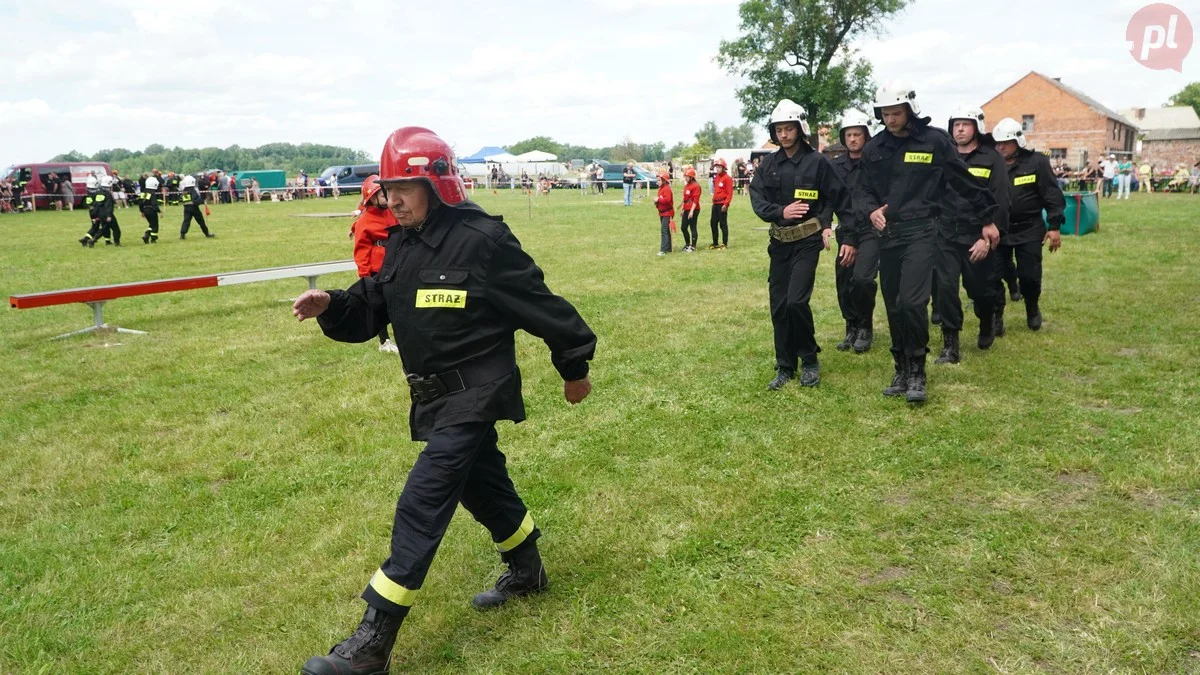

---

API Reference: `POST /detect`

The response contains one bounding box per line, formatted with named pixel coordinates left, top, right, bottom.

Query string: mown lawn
left=1, top=188, right=1197, bottom=673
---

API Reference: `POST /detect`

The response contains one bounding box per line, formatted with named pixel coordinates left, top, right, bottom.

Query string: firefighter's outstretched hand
left=1044, top=230, right=1062, bottom=253
left=292, top=290, right=331, bottom=321
left=564, top=377, right=591, bottom=405
left=870, top=205, right=888, bottom=231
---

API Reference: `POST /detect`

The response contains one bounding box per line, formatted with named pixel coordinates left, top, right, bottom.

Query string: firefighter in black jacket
left=857, top=83, right=996, bottom=403
left=750, top=99, right=853, bottom=390
left=933, top=106, right=1008, bottom=364
left=179, top=175, right=214, bottom=239
left=97, top=175, right=121, bottom=246
left=78, top=175, right=102, bottom=247
left=990, top=117, right=1066, bottom=331
left=830, top=110, right=875, bottom=353
left=139, top=176, right=163, bottom=243
left=165, top=172, right=182, bottom=205
left=292, top=127, right=596, bottom=675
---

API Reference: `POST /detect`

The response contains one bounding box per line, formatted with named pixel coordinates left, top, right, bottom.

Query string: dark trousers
left=994, top=239, right=1043, bottom=312
left=1102, top=179, right=1113, bottom=197
left=934, top=237, right=996, bottom=333
left=768, top=235, right=823, bottom=372
left=142, top=209, right=160, bottom=239
left=659, top=216, right=673, bottom=253
left=835, top=249, right=856, bottom=324
left=361, top=421, right=535, bottom=616
left=999, top=246, right=1018, bottom=289
left=709, top=207, right=728, bottom=246
left=681, top=210, right=699, bottom=248
left=102, top=216, right=121, bottom=244
left=851, top=235, right=880, bottom=327
left=181, top=206, right=209, bottom=236
left=879, top=224, right=936, bottom=359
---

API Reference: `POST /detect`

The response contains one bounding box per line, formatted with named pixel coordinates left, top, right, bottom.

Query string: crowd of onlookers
left=1047, top=156, right=1200, bottom=196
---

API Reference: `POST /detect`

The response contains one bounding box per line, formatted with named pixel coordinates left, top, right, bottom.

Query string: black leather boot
left=934, top=330, right=960, bottom=364
left=472, top=540, right=549, bottom=609
left=1008, top=279, right=1022, bottom=301
left=905, top=356, right=927, bottom=403
left=1026, top=298, right=1042, bottom=331
left=836, top=321, right=855, bottom=351
left=853, top=321, right=873, bottom=353
left=301, top=606, right=405, bottom=675
left=767, top=369, right=793, bottom=391
left=977, top=313, right=995, bottom=350
left=799, top=361, right=820, bottom=387
left=883, top=355, right=908, bottom=397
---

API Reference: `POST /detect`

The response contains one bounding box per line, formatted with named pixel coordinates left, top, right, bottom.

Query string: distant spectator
left=1100, top=154, right=1117, bottom=198
left=1138, top=161, right=1153, bottom=193
left=1117, top=156, right=1133, bottom=200
left=331, top=173, right=340, bottom=200
left=250, top=177, right=262, bottom=203
left=622, top=162, right=636, bottom=206
left=60, top=177, right=75, bottom=211
left=594, top=163, right=605, bottom=194
left=0, top=179, right=13, bottom=213
left=44, top=172, right=63, bottom=211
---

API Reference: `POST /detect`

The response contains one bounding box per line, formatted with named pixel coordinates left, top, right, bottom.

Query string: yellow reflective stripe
left=1014, top=174, right=1036, bottom=186
left=496, top=512, right=535, bottom=552
left=904, top=152, right=932, bottom=164
left=369, top=570, right=419, bottom=606
left=968, top=167, right=992, bottom=179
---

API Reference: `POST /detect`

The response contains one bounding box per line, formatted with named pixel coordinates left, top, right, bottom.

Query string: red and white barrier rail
left=10, top=260, right=357, bottom=339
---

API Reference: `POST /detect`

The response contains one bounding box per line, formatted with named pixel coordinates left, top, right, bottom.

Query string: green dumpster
left=1057, top=191, right=1099, bottom=236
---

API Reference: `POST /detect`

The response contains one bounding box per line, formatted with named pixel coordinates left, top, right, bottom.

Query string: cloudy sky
left=2, top=0, right=1196, bottom=168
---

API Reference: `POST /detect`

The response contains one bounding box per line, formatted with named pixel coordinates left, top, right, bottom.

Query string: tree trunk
left=807, top=105, right=821, bottom=149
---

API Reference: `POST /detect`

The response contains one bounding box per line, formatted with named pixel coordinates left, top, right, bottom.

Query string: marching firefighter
left=179, top=174, right=214, bottom=239
left=750, top=99, right=853, bottom=390
left=932, top=105, right=1008, bottom=364
left=139, top=175, right=163, bottom=243
left=97, top=175, right=122, bottom=246
left=830, top=110, right=874, bottom=353
left=349, top=175, right=398, bottom=351
left=857, top=82, right=995, bottom=403
left=708, top=158, right=733, bottom=249
left=292, top=126, right=596, bottom=675
left=990, top=117, right=1066, bottom=332
left=78, top=175, right=103, bottom=247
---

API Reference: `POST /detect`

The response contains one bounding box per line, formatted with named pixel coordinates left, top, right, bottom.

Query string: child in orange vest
left=350, top=175, right=399, bottom=352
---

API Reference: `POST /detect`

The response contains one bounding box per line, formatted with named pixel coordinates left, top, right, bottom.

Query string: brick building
left=981, top=71, right=1139, bottom=169
left=1119, top=106, right=1200, bottom=171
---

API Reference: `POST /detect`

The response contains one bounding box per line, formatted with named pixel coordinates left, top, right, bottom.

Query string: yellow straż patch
left=793, top=189, right=819, bottom=200
left=904, top=152, right=933, bottom=164
left=1014, top=175, right=1037, bottom=186
left=968, top=167, right=992, bottom=179
left=415, top=289, right=467, bottom=308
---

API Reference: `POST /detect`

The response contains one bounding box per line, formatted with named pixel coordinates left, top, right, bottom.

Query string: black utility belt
left=884, top=217, right=937, bottom=234
left=406, top=351, right=516, bottom=404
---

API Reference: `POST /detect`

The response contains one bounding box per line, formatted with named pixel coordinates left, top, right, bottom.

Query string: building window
left=1022, top=115, right=1035, bottom=132
left=1050, top=148, right=1067, bottom=160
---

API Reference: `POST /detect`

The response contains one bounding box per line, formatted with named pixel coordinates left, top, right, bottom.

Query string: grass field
left=1, top=188, right=1197, bottom=674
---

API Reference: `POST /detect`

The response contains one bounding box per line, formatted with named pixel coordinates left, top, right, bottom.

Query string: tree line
left=49, top=143, right=373, bottom=177
left=507, top=121, right=757, bottom=165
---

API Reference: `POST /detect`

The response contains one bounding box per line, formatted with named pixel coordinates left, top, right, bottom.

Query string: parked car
left=598, top=162, right=658, bottom=188
left=319, top=164, right=379, bottom=195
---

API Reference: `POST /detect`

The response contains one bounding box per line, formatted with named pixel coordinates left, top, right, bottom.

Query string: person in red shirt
left=654, top=171, right=674, bottom=255
left=349, top=175, right=400, bottom=352
left=680, top=167, right=701, bottom=252
left=708, top=158, right=734, bottom=249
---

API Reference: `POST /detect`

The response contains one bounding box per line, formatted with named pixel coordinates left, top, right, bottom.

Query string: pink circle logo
left=1127, top=3, right=1193, bottom=71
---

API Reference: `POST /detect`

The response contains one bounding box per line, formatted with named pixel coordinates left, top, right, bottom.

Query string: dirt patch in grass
left=859, top=566, right=909, bottom=585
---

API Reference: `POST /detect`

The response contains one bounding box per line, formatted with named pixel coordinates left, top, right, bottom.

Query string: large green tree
left=1168, top=82, right=1200, bottom=118
left=507, top=136, right=566, bottom=158
left=694, top=121, right=758, bottom=149
left=717, top=0, right=908, bottom=146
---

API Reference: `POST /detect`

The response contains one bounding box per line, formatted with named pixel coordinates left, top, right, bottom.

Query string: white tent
left=514, top=150, right=558, bottom=162
left=483, top=152, right=519, bottom=163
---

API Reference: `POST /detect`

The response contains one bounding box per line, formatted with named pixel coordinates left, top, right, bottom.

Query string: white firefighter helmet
left=146, top=176, right=160, bottom=190
left=767, top=99, right=811, bottom=144
left=180, top=175, right=197, bottom=189
left=86, top=175, right=99, bottom=190
left=872, top=81, right=922, bottom=120
left=991, top=118, right=1027, bottom=149
left=948, top=104, right=987, bottom=135
left=99, top=175, right=114, bottom=188
left=838, top=109, right=873, bottom=145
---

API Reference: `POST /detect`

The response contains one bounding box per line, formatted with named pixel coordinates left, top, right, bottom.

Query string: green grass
left=1, top=189, right=1197, bottom=673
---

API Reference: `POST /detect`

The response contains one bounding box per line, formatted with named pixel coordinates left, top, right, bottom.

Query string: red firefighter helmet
left=377, top=126, right=467, bottom=206
left=359, top=174, right=383, bottom=209
left=713, top=158, right=728, bottom=169
left=684, top=167, right=697, bottom=178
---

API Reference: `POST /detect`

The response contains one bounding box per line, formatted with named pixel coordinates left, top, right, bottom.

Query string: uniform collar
left=774, top=146, right=811, bottom=165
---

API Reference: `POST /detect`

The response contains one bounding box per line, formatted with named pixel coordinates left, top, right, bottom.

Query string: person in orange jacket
left=349, top=175, right=400, bottom=352
left=654, top=171, right=674, bottom=256
left=709, top=158, right=734, bottom=249
left=680, top=167, right=701, bottom=252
